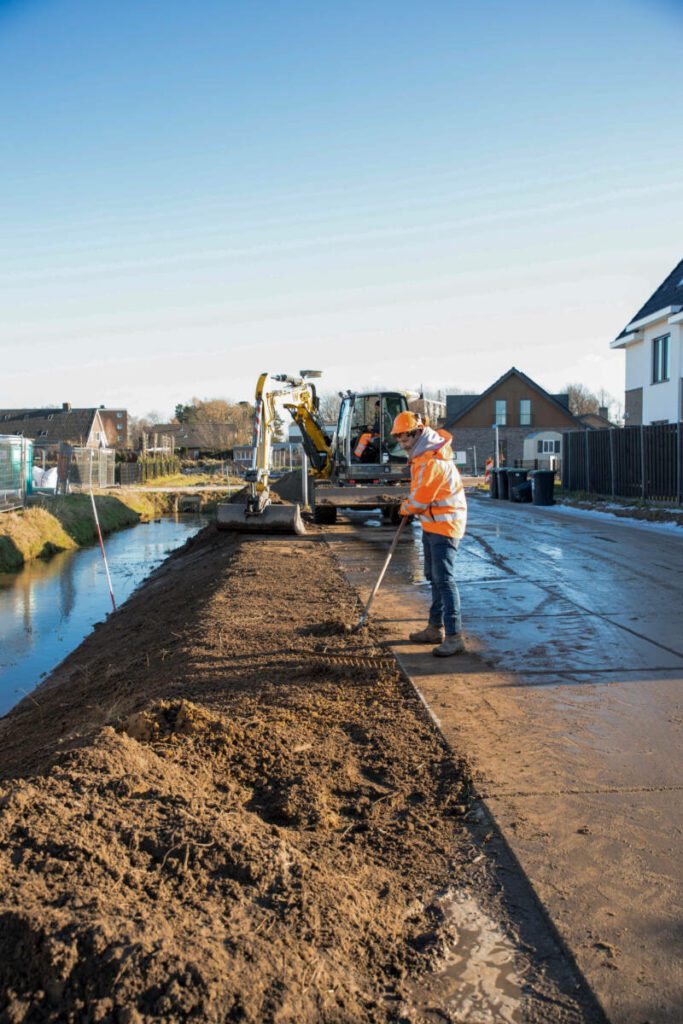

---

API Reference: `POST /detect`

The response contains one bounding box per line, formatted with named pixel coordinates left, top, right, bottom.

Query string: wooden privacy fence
left=562, top=424, right=682, bottom=502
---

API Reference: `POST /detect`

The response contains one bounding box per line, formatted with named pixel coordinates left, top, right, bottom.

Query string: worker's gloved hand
left=399, top=502, right=409, bottom=517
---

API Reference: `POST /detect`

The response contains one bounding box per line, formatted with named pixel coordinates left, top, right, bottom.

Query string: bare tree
left=564, top=383, right=623, bottom=423
left=317, top=391, right=341, bottom=423
left=128, top=413, right=163, bottom=448
left=173, top=397, right=254, bottom=446
left=564, top=383, right=600, bottom=417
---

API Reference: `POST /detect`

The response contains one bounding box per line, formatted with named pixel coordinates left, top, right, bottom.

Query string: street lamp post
left=492, top=424, right=500, bottom=469
left=467, top=446, right=478, bottom=475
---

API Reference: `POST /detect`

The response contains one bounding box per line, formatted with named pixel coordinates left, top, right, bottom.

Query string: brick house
left=151, top=421, right=236, bottom=459
left=445, top=368, right=584, bottom=471
left=0, top=404, right=108, bottom=456
left=97, top=408, right=129, bottom=449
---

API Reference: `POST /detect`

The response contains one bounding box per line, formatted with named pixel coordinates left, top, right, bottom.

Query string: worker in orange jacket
left=354, top=429, right=375, bottom=460
left=393, top=411, right=467, bottom=656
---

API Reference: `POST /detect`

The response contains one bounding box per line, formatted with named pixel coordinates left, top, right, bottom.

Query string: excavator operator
left=353, top=426, right=379, bottom=462
left=393, top=411, right=468, bottom=657
left=353, top=400, right=385, bottom=462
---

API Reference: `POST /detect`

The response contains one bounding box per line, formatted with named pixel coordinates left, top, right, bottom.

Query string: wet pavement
left=408, top=889, right=525, bottom=1023
left=327, top=496, right=683, bottom=1024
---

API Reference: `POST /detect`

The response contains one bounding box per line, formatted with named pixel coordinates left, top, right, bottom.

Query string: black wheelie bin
left=530, top=469, right=555, bottom=506
left=489, top=469, right=500, bottom=499
left=507, top=468, right=530, bottom=502
left=497, top=468, right=510, bottom=500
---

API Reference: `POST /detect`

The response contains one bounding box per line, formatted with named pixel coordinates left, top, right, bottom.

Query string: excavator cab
left=337, top=392, right=410, bottom=483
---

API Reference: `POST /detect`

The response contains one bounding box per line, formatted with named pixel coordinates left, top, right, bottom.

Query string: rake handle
left=358, top=515, right=407, bottom=625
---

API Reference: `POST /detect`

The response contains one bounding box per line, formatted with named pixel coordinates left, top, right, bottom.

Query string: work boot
left=409, top=624, right=445, bottom=644
left=432, top=634, right=466, bottom=657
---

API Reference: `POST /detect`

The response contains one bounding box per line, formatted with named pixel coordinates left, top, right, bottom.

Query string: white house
left=522, top=430, right=563, bottom=470
left=610, top=259, right=683, bottom=425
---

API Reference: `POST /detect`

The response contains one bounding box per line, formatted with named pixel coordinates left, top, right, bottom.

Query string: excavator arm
left=282, top=395, right=334, bottom=479
left=248, top=373, right=334, bottom=500
left=217, top=371, right=333, bottom=534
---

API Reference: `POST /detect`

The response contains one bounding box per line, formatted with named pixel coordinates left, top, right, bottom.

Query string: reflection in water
left=59, top=553, right=77, bottom=622
left=0, top=516, right=208, bottom=716
left=402, top=522, right=508, bottom=587
left=537, top=543, right=563, bottom=561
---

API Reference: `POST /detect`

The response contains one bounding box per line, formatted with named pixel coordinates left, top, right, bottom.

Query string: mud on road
left=0, top=524, right=596, bottom=1023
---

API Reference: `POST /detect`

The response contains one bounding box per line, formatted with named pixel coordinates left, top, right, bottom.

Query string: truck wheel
left=314, top=505, right=337, bottom=525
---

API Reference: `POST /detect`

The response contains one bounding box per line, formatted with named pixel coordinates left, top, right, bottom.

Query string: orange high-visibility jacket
left=354, top=432, right=374, bottom=458
left=400, top=428, right=467, bottom=539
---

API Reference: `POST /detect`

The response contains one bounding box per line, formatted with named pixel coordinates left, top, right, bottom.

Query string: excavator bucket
left=216, top=502, right=306, bottom=535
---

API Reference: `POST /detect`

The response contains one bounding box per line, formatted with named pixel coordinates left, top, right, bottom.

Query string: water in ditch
left=0, top=515, right=209, bottom=716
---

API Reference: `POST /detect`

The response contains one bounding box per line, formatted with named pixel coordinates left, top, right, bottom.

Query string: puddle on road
left=392, top=524, right=509, bottom=586
left=408, top=889, right=524, bottom=1023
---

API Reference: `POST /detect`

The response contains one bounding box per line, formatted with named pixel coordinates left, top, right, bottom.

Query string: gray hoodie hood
left=410, top=426, right=450, bottom=461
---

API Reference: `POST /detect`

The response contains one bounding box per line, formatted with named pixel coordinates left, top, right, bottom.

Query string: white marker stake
left=90, top=489, right=117, bottom=612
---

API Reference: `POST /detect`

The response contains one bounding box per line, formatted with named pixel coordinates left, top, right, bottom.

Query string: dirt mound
left=0, top=527, right=591, bottom=1023
left=1, top=721, right=433, bottom=1023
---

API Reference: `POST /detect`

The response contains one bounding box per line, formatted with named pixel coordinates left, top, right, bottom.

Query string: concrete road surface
left=327, top=496, right=683, bottom=1024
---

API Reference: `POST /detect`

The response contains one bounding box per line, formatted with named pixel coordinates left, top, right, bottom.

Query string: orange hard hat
left=391, top=411, right=422, bottom=434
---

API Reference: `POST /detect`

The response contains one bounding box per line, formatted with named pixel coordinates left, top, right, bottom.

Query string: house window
left=495, top=400, right=507, bottom=426
left=652, top=334, right=670, bottom=384
left=537, top=440, right=561, bottom=454
left=519, top=399, right=531, bottom=426
left=117, top=412, right=123, bottom=419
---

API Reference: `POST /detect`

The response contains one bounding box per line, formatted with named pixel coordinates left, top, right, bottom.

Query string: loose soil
left=0, top=525, right=593, bottom=1023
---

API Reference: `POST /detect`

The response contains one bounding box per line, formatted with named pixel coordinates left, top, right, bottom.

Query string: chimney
left=62, top=402, right=71, bottom=412
left=598, top=406, right=609, bottom=420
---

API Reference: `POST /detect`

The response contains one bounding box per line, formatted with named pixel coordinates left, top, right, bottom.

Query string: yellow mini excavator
left=217, top=370, right=415, bottom=534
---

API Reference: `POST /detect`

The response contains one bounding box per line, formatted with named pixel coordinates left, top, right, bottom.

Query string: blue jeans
left=422, top=531, right=462, bottom=636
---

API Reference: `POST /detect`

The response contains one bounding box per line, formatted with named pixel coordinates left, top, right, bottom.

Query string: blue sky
left=1, top=0, right=682, bottom=416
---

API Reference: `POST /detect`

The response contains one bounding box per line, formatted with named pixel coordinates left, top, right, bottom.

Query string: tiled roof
left=551, top=394, right=570, bottom=409
left=445, top=395, right=478, bottom=421
left=616, top=258, right=683, bottom=340
left=0, top=408, right=99, bottom=445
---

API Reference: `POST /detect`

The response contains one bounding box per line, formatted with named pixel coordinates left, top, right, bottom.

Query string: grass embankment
left=0, top=492, right=167, bottom=573
left=136, top=471, right=243, bottom=488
